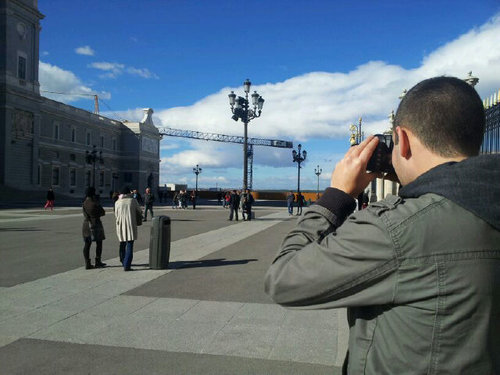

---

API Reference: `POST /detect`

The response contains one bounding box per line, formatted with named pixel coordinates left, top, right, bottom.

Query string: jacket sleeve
left=265, top=188, right=399, bottom=309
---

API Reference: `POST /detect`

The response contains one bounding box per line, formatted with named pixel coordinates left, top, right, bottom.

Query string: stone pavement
left=0, top=206, right=347, bottom=374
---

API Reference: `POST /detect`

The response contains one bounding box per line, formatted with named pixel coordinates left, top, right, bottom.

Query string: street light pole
left=193, top=164, right=202, bottom=192
left=292, top=144, right=307, bottom=193
left=314, top=165, right=322, bottom=199
left=349, top=117, right=363, bottom=146
left=228, top=79, right=264, bottom=191
left=85, top=145, right=103, bottom=188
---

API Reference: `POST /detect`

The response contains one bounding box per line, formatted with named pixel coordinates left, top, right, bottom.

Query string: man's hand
left=331, top=135, right=382, bottom=198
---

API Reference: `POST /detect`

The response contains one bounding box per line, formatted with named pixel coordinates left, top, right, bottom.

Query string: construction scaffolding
left=157, top=127, right=293, bottom=189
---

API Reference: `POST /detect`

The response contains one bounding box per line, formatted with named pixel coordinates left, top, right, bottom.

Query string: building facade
left=0, top=0, right=160, bottom=197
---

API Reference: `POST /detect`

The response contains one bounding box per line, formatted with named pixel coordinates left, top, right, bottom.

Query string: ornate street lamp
left=314, top=165, right=322, bottom=199
left=464, top=71, right=479, bottom=87
left=292, top=144, right=307, bottom=193
left=228, top=79, right=264, bottom=191
left=193, top=164, right=202, bottom=192
left=349, top=117, right=363, bottom=146
left=85, top=145, right=103, bottom=188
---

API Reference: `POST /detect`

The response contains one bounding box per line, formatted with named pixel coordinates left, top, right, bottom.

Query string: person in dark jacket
left=265, top=77, right=500, bottom=374
left=228, top=190, right=240, bottom=221
left=242, top=189, right=255, bottom=221
left=82, top=187, right=106, bottom=269
left=190, top=190, right=197, bottom=209
left=295, top=193, right=304, bottom=215
left=143, top=187, right=154, bottom=221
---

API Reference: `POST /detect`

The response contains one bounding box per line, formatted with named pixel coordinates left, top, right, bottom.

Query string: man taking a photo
left=265, top=76, right=499, bottom=374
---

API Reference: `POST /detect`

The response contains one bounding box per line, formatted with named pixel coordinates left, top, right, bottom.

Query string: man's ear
left=395, top=126, right=412, bottom=159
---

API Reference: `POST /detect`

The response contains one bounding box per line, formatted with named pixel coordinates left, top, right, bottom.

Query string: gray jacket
left=265, top=154, right=500, bottom=374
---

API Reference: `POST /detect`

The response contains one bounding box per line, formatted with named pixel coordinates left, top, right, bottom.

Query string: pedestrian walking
left=44, top=187, right=55, bottom=210
left=82, top=187, right=106, bottom=269
left=190, top=190, right=197, bottom=209
left=172, top=191, right=179, bottom=209
left=115, top=186, right=143, bottom=271
left=180, top=190, right=188, bottom=209
left=143, top=187, right=155, bottom=221
left=296, top=193, right=304, bottom=215
left=286, top=191, right=294, bottom=215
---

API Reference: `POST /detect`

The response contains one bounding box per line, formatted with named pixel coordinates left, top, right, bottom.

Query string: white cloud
left=155, top=13, right=500, bottom=143
left=89, top=61, right=158, bottom=80
left=89, top=62, right=125, bottom=79
left=75, top=45, right=95, bottom=56
left=160, top=143, right=180, bottom=151
left=39, top=61, right=111, bottom=103
left=127, top=67, right=159, bottom=79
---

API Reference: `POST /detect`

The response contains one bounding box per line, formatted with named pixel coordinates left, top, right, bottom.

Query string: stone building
left=0, top=0, right=160, bottom=197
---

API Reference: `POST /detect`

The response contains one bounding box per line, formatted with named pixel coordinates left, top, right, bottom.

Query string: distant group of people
left=171, top=190, right=198, bottom=209
left=286, top=191, right=305, bottom=216
left=225, top=189, right=255, bottom=221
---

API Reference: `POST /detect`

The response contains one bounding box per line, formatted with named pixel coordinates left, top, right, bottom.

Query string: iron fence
left=481, top=93, right=500, bottom=154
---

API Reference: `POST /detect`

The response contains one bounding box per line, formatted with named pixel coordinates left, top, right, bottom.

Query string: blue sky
left=38, top=0, right=500, bottom=190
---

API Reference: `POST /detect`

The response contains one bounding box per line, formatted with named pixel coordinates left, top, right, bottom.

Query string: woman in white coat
left=114, top=186, right=143, bottom=271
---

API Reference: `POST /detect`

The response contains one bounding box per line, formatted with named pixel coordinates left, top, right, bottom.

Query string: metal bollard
left=149, top=216, right=171, bottom=269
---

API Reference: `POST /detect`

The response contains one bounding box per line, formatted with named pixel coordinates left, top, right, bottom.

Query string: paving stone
left=84, top=295, right=157, bottom=317
left=131, top=297, right=199, bottom=319
left=176, top=300, right=244, bottom=324
left=269, top=326, right=338, bottom=366
left=204, top=322, right=280, bottom=359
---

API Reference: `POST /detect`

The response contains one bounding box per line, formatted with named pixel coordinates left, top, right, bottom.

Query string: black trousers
left=83, top=237, right=102, bottom=260
left=229, top=206, right=238, bottom=221
left=144, top=204, right=154, bottom=220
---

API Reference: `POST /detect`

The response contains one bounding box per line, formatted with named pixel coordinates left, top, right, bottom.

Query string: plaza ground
left=0, top=203, right=346, bottom=374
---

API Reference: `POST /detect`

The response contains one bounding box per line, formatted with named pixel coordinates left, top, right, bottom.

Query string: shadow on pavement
left=168, top=258, right=258, bottom=269
left=0, top=227, right=45, bottom=232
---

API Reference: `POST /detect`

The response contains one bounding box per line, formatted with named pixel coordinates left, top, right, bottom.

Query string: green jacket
left=265, top=155, right=500, bottom=374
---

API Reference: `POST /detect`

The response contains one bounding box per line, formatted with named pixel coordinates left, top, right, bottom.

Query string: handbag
left=136, top=209, right=143, bottom=226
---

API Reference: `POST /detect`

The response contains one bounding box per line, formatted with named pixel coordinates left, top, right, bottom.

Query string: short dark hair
left=394, top=76, right=485, bottom=157
left=85, top=187, right=96, bottom=198
left=120, top=185, right=131, bottom=195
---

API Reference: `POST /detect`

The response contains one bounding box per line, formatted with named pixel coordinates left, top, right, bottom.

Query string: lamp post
left=348, top=119, right=364, bottom=209
left=292, top=144, right=307, bottom=193
left=464, top=71, right=479, bottom=87
left=228, top=79, right=265, bottom=191
left=85, top=145, right=103, bottom=188
left=193, top=164, right=202, bottom=192
left=314, top=165, right=322, bottom=199
left=349, top=117, right=363, bottom=146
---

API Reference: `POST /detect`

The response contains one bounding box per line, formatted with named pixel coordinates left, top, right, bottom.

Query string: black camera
left=367, top=134, right=395, bottom=174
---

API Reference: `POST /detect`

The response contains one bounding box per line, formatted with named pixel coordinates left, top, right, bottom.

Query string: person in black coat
left=243, top=189, right=255, bottom=221
left=228, top=190, right=240, bottom=221
left=82, top=187, right=106, bottom=269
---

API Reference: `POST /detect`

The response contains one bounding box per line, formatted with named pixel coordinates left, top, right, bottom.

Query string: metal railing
left=481, top=90, right=500, bottom=154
